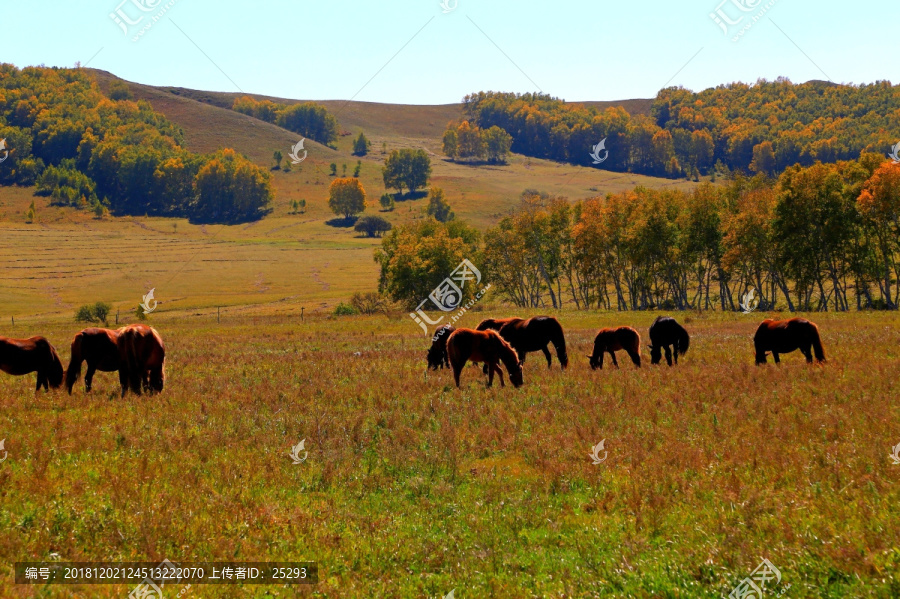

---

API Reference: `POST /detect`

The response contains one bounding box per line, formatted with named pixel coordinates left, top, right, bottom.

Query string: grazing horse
left=117, top=324, right=166, bottom=396
left=475, top=317, right=524, bottom=375
left=446, top=328, right=523, bottom=388
left=648, top=316, right=690, bottom=366
left=426, top=324, right=455, bottom=370
left=754, top=318, right=825, bottom=365
left=0, top=336, right=64, bottom=392
left=588, top=327, right=642, bottom=370
left=497, top=315, right=568, bottom=369
left=66, top=328, right=122, bottom=394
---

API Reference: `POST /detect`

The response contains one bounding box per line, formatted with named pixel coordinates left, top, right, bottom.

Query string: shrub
left=75, top=302, right=112, bottom=325
left=333, top=302, right=358, bottom=316
left=354, top=215, right=392, bottom=238
left=350, top=292, right=388, bottom=315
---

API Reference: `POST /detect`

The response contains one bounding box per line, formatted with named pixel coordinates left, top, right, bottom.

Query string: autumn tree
left=382, top=149, right=431, bottom=195
left=328, top=177, right=367, bottom=220
left=426, top=187, right=455, bottom=222
left=193, top=149, right=274, bottom=223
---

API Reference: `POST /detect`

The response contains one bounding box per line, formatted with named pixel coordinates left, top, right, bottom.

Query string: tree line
left=0, top=65, right=273, bottom=223
left=377, top=156, right=900, bottom=312
left=462, top=79, right=900, bottom=179
left=232, top=96, right=339, bottom=147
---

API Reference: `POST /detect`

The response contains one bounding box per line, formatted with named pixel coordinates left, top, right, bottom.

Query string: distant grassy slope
left=0, top=71, right=693, bottom=321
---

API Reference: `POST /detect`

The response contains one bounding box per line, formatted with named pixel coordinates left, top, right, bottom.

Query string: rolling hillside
left=0, top=70, right=695, bottom=323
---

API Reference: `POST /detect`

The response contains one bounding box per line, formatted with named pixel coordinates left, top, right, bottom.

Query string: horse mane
left=491, top=330, right=521, bottom=375
left=45, top=339, right=64, bottom=389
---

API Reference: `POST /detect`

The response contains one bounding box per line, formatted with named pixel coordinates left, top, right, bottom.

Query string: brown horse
left=588, top=327, right=642, bottom=370
left=754, top=318, right=825, bottom=365
left=475, top=317, right=523, bottom=374
left=648, top=316, right=690, bottom=366
left=426, top=324, right=455, bottom=370
left=66, top=328, right=122, bottom=394
left=447, top=328, right=523, bottom=388
left=118, top=324, right=166, bottom=396
left=497, top=315, right=568, bottom=369
left=0, top=336, right=64, bottom=392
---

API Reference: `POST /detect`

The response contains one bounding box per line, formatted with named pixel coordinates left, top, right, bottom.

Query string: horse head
left=648, top=344, right=662, bottom=365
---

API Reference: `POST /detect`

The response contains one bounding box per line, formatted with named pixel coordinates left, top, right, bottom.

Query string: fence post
left=116, top=310, right=119, bottom=325
left=217, top=307, right=220, bottom=323
left=301, top=307, right=305, bottom=321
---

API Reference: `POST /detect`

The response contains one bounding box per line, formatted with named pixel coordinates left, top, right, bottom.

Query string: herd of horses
left=427, top=315, right=827, bottom=388
left=0, top=315, right=826, bottom=394
left=0, top=325, right=166, bottom=395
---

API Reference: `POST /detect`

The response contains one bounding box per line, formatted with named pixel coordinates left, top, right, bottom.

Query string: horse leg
left=773, top=353, right=780, bottom=364
left=486, top=363, right=495, bottom=388
left=85, top=363, right=97, bottom=393
left=610, top=351, right=619, bottom=369
left=664, top=346, right=673, bottom=367
left=495, top=362, right=506, bottom=387
left=452, top=364, right=463, bottom=388
left=35, top=371, right=45, bottom=393
left=800, top=345, right=813, bottom=363
left=542, top=345, right=552, bottom=368
left=119, top=368, right=129, bottom=397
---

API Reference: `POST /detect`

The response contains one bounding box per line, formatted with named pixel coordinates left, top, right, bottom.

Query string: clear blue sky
left=1, top=0, right=895, bottom=104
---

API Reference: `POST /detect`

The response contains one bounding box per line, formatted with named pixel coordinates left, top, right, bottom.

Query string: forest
left=0, top=65, right=273, bottom=223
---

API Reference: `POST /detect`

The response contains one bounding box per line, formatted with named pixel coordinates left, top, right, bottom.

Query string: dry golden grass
left=0, top=309, right=898, bottom=597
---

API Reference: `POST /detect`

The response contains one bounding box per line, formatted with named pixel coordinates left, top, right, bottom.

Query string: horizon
left=2, top=0, right=896, bottom=105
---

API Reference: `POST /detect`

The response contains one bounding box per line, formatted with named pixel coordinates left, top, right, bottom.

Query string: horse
left=0, top=336, right=64, bottom=392
left=587, top=327, right=642, bottom=370
left=497, top=315, right=568, bottom=369
left=475, top=317, right=524, bottom=374
left=426, top=324, right=455, bottom=370
left=117, top=324, right=166, bottom=396
left=754, top=318, right=825, bottom=365
left=446, top=328, right=523, bottom=388
left=66, top=328, right=122, bottom=394
left=648, top=316, right=690, bottom=366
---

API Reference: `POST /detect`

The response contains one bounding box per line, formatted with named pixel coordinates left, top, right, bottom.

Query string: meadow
left=1, top=308, right=898, bottom=597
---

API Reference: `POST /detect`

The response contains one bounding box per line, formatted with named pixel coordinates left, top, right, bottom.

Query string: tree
left=193, top=149, right=274, bottom=223
left=456, top=121, right=484, bottom=160
left=382, top=149, right=432, bottom=195
left=273, top=150, right=283, bottom=170
left=107, top=80, right=133, bottom=101
left=750, top=141, right=776, bottom=176
left=328, top=177, right=367, bottom=220
left=482, top=126, right=513, bottom=163
left=354, top=215, right=393, bottom=237
left=380, top=193, right=395, bottom=211
left=275, top=102, right=339, bottom=146
left=329, top=163, right=337, bottom=176
left=426, top=187, right=455, bottom=222
left=442, top=127, right=459, bottom=160
left=75, top=302, right=112, bottom=325
left=353, top=131, right=371, bottom=156
left=353, top=160, right=361, bottom=177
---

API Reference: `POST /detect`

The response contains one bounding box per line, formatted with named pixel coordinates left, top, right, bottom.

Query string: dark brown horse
left=648, top=316, right=690, bottom=366
left=66, top=328, right=122, bottom=394
left=588, top=327, right=642, bottom=370
left=0, top=336, right=64, bottom=392
left=118, top=324, right=166, bottom=396
left=497, top=315, right=568, bottom=369
left=447, top=328, right=523, bottom=388
left=476, top=317, right=523, bottom=333
left=754, top=318, right=825, bottom=365
left=426, top=324, right=455, bottom=370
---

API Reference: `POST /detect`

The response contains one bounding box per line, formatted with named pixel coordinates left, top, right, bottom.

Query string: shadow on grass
left=325, top=216, right=360, bottom=228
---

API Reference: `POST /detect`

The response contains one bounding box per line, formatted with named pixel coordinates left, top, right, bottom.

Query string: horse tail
left=810, top=323, right=826, bottom=363
left=65, top=333, right=84, bottom=394
left=43, top=339, right=65, bottom=389
left=678, top=325, right=690, bottom=356
left=550, top=318, right=568, bottom=369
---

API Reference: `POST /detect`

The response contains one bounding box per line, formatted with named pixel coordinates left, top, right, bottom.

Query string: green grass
left=0, top=309, right=898, bottom=597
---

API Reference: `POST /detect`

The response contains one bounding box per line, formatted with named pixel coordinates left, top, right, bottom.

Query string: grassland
left=0, top=309, right=898, bottom=597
